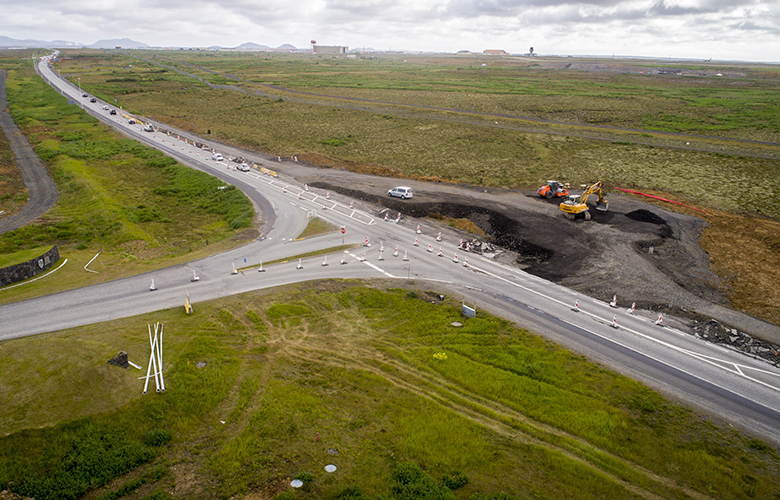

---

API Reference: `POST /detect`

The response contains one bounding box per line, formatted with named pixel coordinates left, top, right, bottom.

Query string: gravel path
left=0, top=69, right=58, bottom=234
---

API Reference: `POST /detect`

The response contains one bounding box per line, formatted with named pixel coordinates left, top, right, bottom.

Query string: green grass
left=0, top=54, right=256, bottom=301
left=0, top=245, right=53, bottom=267
left=1, top=282, right=778, bottom=500
left=55, top=49, right=780, bottom=220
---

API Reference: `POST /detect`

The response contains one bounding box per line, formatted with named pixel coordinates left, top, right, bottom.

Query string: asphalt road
left=4, top=54, right=780, bottom=445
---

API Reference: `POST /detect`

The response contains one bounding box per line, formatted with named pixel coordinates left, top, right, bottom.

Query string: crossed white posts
left=142, top=323, right=165, bottom=394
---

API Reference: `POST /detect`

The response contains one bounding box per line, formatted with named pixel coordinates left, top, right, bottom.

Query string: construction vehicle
left=537, top=180, right=570, bottom=199
left=559, top=181, right=609, bottom=220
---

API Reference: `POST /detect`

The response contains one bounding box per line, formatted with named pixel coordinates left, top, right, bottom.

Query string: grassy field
left=51, top=49, right=780, bottom=324
left=55, top=50, right=780, bottom=220
left=1, top=282, right=778, bottom=500
left=0, top=52, right=256, bottom=303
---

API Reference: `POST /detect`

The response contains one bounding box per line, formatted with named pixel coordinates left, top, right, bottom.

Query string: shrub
left=441, top=471, right=469, bottom=490
left=142, top=428, right=172, bottom=447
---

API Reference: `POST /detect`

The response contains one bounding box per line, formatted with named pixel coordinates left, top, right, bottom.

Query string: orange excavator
left=537, top=180, right=570, bottom=199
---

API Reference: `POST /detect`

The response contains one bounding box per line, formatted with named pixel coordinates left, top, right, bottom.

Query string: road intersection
left=3, top=54, right=780, bottom=444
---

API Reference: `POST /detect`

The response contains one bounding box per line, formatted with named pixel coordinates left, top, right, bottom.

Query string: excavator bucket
left=596, top=200, right=609, bottom=212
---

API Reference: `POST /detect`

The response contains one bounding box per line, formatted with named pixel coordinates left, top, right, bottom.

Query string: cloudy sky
left=4, top=0, right=779, bottom=62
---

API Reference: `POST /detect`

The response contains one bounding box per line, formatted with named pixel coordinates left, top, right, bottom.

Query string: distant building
left=483, top=49, right=507, bottom=55
left=313, top=45, right=347, bottom=54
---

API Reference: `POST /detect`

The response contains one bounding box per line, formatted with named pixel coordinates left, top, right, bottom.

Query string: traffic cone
left=612, top=315, right=618, bottom=328
left=341, top=252, right=348, bottom=265
left=466, top=242, right=471, bottom=252
left=459, top=239, right=463, bottom=248
left=427, top=243, right=433, bottom=252
left=655, top=313, right=664, bottom=326
left=403, top=250, right=409, bottom=261
left=150, top=279, right=157, bottom=291
left=258, top=260, right=265, bottom=272
left=283, top=185, right=287, bottom=193
left=323, top=201, right=328, bottom=210
left=296, top=258, right=303, bottom=270
left=322, top=256, right=328, bottom=266
left=299, top=191, right=303, bottom=199
left=350, top=201, right=354, bottom=209
left=609, top=295, right=618, bottom=308
left=438, top=246, right=443, bottom=257
left=326, top=192, right=330, bottom=199
left=436, top=232, right=442, bottom=241
left=380, top=242, right=384, bottom=252
left=416, top=225, right=421, bottom=234
left=191, top=270, right=200, bottom=282
left=453, top=252, right=459, bottom=263
left=384, top=213, right=389, bottom=221
left=396, top=213, right=401, bottom=223
left=364, top=236, right=370, bottom=246
left=463, top=256, right=468, bottom=267
left=360, top=252, right=366, bottom=262
left=393, top=245, right=398, bottom=257
left=627, top=302, right=636, bottom=314
left=572, top=300, right=579, bottom=312
left=378, top=251, right=384, bottom=261
left=304, top=184, right=308, bottom=190
left=232, top=263, right=238, bottom=275
left=414, top=236, right=419, bottom=246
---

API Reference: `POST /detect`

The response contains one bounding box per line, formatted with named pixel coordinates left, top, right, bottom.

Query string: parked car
left=212, top=153, right=223, bottom=161
left=128, top=118, right=136, bottom=125
left=237, top=163, right=250, bottom=172
left=143, top=124, right=154, bottom=132
left=388, top=186, right=413, bottom=199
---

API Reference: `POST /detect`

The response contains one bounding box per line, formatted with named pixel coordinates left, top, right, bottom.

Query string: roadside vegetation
left=1, top=282, right=778, bottom=500
left=55, top=49, right=780, bottom=324
left=0, top=52, right=255, bottom=303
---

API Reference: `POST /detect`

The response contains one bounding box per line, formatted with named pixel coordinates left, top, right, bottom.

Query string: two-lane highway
left=4, top=54, right=780, bottom=444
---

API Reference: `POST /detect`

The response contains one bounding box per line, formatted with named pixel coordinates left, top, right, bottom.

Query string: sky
left=4, top=0, right=780, bottom=62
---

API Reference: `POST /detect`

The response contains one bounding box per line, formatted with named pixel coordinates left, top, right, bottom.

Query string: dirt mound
left=626, top=209, right=667, bottom=225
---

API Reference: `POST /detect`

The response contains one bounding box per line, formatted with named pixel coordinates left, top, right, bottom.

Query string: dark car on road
left=110, top=109, right=117, bottom=115
left=90, top=97, right=97, bottom=103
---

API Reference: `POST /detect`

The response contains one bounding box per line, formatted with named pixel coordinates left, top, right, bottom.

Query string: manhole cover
left=325, top=464, right=337, bottom=473
left=327, top=448, right=339, bottom=455
left=291, top=479, right=303, bottom=488
left=451, top=321, right=462, bottom=327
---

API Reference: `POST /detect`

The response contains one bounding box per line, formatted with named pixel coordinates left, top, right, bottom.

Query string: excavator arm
left=559, top=181, right=608, bottom=220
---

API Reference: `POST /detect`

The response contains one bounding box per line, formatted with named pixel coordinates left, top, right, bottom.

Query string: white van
left=212, top=153, right=223, bottom=161
left=388, top=186, right=413, bottom=199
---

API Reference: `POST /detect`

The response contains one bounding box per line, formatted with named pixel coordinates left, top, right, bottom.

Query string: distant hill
left=276, top=43, right=297, bottom=50
left=0, top=36, right=81, bottom=48
left=88, top=38, right=148, bottom=49
left=234, top=42, right=271, bottom=50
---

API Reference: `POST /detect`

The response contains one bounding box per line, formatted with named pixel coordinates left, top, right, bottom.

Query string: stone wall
left=0, top=246, right=59, bottom=286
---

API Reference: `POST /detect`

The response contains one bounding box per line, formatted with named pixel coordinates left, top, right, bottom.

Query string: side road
left=0, top=69, right=58, bottom=234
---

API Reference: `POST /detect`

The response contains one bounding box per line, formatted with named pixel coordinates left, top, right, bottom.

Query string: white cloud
left=1, top=0, right=778, bottom=61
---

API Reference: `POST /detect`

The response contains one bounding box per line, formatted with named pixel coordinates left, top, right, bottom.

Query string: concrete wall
left=0, top=246, right=59, bottom=286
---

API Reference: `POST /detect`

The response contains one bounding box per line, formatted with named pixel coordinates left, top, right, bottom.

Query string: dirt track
left=0, top=69, right=58, bottom=234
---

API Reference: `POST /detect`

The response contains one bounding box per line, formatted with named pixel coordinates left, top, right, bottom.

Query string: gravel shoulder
left=0, top=69, right=58, bottom=234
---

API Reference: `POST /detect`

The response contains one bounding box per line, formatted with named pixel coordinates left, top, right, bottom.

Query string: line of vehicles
left=538, top=180, right=609, bottom=221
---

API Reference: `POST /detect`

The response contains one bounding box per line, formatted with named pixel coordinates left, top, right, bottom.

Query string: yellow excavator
left=559, top=181, right=609, bottom=220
